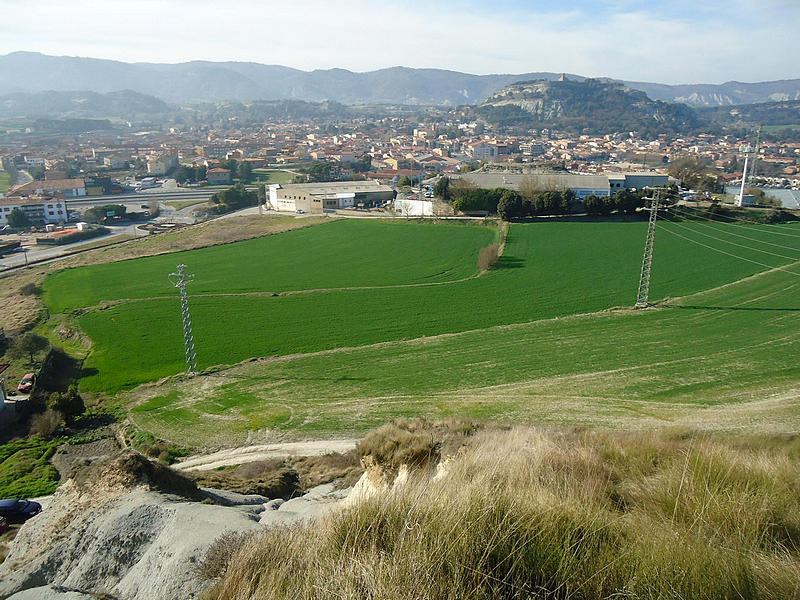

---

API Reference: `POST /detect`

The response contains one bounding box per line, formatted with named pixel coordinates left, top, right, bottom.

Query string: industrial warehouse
left=267, top=181, right=395, bottom=213
left=451, top=172, right=671, bottom=199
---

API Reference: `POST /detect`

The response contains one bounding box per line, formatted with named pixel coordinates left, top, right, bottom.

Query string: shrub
left=19, top=282, right=41, bottom=296
left=29, top=409, right=64, bottom=438
left=48, top=386, right=85, bottom=423
left=190, top=460, right=300, bottom=498
left=477, top=243, right=500, bottom=272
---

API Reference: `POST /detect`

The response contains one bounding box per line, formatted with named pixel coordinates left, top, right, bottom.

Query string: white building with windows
left=0, top=196, right=67, bottom=226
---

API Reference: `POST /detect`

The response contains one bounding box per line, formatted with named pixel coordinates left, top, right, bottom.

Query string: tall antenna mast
left=169, top=264, right=198, bottom=374
left=635, top=190, right=661, bottom=309
left=736, top=144, right=752, bottom=207
left=748, top=125, right=762, bottom=180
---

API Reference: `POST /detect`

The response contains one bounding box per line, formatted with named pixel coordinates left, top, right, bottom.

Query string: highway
left=63, top=189, right=217, bottom=208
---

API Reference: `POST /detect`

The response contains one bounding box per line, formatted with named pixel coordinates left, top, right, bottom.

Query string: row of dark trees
left=175, top=161, right=259, bottom=185
left=210, top=183, right=260, bottom=214
left=450, top=185, right=579, bottom=218
left=496, top=189, right=578, bottom=219
left=583, top=190, right=648, bottom=216
left=173, top=165, right=207, bottom=184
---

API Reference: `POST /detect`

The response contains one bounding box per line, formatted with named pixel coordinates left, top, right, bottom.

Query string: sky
left=0, top=0, right=798, bottom=84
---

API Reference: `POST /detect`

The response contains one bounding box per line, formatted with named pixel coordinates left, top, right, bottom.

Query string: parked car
left=0, top=499, right=42, bottom=522
left=17, top=373, right=35, bottom=393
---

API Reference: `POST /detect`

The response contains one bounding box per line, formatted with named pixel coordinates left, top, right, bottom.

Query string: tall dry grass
left=205, top=425, right=800, bottom=600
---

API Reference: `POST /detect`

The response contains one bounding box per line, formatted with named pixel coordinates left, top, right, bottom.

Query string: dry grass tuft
left=206, top=425, right=800, bottom=600
left=190, top=460, right=299, bottom=499
left=356, top=418, right=479, bottom=472
left=291, top=450, right=363, bottom=491
left=477, top=243, right=500, bottom=272
left=191, top=451, right=364, bottom=498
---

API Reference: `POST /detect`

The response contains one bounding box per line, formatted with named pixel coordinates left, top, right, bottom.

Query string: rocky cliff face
left=476, top=77, right=699, bottom=135
left=0, top=452, right=348, bottom=600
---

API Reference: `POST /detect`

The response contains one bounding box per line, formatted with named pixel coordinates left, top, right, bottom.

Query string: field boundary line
left=71, top=237, right=507, bottom=313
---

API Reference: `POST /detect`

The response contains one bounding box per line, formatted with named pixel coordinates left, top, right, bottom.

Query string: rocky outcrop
left=0, top=451, right=349, bottom=600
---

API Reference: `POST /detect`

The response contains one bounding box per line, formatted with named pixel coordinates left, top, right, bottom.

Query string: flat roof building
left=0, top=196, right=67, bottom=226
left=268, top=181, right=395, bottom=213
left=452, top=172, right=671, bottom=199
left=454, top=172, right=611, bottom=199
left=8, top=178, right=86, bottom=199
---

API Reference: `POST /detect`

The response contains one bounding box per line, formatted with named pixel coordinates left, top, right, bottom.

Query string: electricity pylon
left=169, top=264, right=198, bottom=373
left=635, top=191, right=661, bottom=309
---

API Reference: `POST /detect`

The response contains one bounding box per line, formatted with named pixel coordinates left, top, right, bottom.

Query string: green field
left=46, top=218, right=800, bottom=392
left=128, top=264, right=800, bottom=445
left=253, top=169, right=295, bottom=184
left=763, top=124, right=800, bottom=133
left=166, top=199, right=210, bottom=211
left=40, top=216, right=800, bottom=441
left=43, top=219, right=496, bottom=313
left=0, top=170, right=10, bottom=193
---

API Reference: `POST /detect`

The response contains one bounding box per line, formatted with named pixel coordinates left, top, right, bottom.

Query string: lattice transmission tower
left=634, top=191, right=661, bottom=309
left=169, top=264, right=198, bottom=373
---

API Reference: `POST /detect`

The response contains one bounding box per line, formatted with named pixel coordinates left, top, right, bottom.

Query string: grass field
left=43, top=219, right=496, bottom=313
left=167, top=199, right=210, bottom=211
left=126, top=264, right=800, bottom=445
left=764, top=124, right=800, bottom=133
left=0, top=437, right=60, bottom=498
left=253, top=169, right=295, bottom=184
left=39, top=216, right=800, bottom=442
left=0, top=170, right=10, bottom=194
left=65, top=219, right=800, bottom=393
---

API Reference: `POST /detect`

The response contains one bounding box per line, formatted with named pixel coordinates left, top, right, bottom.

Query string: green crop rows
left=41, top=216, right=800, bottom=441
left=43, top=219, right=495, bottom=313
left=129, top=264, right=800, bottom=445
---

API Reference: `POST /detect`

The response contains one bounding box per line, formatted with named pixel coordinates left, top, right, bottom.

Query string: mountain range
left=1, top=52, right=798, bottom=107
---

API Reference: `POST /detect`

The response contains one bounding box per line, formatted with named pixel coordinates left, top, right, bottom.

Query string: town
left=2, top=100, right=799, bottom=236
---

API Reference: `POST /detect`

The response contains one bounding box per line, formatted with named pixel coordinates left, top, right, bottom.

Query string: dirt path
left=174, top=438, right=359, bottom=471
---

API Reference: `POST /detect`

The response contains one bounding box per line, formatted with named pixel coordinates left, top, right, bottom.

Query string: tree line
left=209, top=183, right=259, bottom=214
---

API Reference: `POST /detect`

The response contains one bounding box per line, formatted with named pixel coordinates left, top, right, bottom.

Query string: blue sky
left=0, top=0, right=797, bottom=83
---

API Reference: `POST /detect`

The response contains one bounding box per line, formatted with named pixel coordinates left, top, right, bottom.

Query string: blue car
left=0, top=498, right=42, bottom=522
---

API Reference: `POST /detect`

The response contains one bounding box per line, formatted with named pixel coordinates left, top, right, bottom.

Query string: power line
left=665, top=219, right=800, bottom=261
left=169, top=264, right=198, bottom=374
left=669, top=207, right=800, bottom=252
left=656, top=223, right=800, bottom=278
left=674, top=205, right=800, bottom=238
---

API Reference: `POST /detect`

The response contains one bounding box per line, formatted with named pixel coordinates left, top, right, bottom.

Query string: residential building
left=0, top=196, right=67, bottom=226
left=8, top=178, right=86, bottom=198
left=207, top=168, right=232, bottom=185
left=146, top=153, right=178, bottom=176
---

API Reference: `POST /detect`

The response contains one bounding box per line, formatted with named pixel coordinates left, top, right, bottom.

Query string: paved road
left=65, top=191, right=216, bottom=209
left=0, top=203, right=271, bottom=273
left=0, top=223, right=145, bottom=271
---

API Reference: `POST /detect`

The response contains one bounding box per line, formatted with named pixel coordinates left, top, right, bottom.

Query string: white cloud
left=0, top=0, right=796, bottom=83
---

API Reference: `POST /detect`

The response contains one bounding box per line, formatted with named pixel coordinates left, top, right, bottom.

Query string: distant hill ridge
left=0, top=89, right=170, bottom=119
left=476, top=77, right=699, bottom=136
left=0, top=51, right=798, bottom=107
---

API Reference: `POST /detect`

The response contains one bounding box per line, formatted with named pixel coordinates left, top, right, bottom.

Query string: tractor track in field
left=72, top=237, right=506, bottom=314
